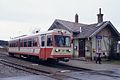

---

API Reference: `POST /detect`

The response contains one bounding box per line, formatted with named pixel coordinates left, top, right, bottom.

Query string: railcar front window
left=55, top=35, right=70, bottom=47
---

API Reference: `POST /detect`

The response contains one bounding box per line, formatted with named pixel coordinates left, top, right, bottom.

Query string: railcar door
left=39, top=34, right=53, bottom=60
left=45, top=35, right=53, bottom=59
left=39, top=34, right=47, bottom=60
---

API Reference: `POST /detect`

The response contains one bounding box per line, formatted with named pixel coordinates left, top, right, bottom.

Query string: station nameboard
left=96, top=35, right=102, bottom=39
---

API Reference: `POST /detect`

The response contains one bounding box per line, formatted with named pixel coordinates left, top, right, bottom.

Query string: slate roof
left=56, top=19, right=88, bottom=32
left=49, top=19, right=87, bottom=32
left=48, top=19, right=120, bottom=39
left=75, top=21, right=108, bottom=38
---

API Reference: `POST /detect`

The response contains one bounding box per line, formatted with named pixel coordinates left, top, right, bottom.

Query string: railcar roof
left=9, top=29, right=70, bottom=41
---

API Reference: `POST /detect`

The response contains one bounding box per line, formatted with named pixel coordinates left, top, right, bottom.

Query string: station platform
left=62, top=59, right=120, bottom=71
left=61, top=59, right=120, bottom=77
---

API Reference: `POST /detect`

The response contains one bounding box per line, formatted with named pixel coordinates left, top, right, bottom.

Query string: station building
left=48, top=8, right=120, bottom=60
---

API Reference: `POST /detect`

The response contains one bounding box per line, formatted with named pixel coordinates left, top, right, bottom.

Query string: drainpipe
left=90, top=40, right=92, bottom=60
left=73, top=39, right=75, bottom=58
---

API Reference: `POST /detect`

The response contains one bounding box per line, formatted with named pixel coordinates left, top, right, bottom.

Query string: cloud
left=0, top=0, right=120, bottom=40
left=0, top=20, right=49, bottom=40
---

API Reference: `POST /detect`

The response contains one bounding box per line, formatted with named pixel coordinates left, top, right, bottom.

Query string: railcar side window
left=33, top=38, right=37, bottom=47
left=12, top=43, right=14, bottom=47
left=9, top=43, right=11, bottom=47
left=20, top=40, right=23, bottom=47
left=10, top=42, right=17, bottom=47
left=15, top=42, right=17, bottom=47
left=9, top=41, right=18, bottom=47
left=47, top=35, right=52, bottom=46
left=10, top=42, right=13, bottom=47
left=28, top=40, right=32, bottom=47
left=41, top=35, right=45, bottom=47
left=24, top=40, right=27, bottom=47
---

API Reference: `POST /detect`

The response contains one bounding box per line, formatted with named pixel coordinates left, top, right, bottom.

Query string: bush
left=108, top=53, right=120, bottom=60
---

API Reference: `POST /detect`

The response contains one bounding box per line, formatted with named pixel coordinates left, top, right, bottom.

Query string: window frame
left=41, top=35, right=46, bottom=47
left=23, top=39, right=27, bottom=47
left=54, top=35, right=71, bottom=47
left=47, top=35, right=53, bottom=47
left=28, top=39, right=32, bottom=47
left=33, top=37, right=38, bottom=47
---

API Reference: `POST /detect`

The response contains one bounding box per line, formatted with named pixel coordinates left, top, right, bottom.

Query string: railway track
left=0, top=53, right=85, bottom=80
left=0, top=59, right=50, bottom=75
left=0, top=58, right=82, bottom=80
left=0, top=52, right=120, bottom=80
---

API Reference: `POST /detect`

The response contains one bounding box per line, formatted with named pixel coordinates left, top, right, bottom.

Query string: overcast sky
left=0, top=0, right=120, bottom=41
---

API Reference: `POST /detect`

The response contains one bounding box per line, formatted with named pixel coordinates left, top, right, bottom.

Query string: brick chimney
left=97, top=8, right=104, bottom=23
left=75, top=14, right=79, bottom=23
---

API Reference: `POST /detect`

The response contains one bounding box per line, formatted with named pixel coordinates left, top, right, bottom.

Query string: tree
left=108, top=37, right=118, bottom=60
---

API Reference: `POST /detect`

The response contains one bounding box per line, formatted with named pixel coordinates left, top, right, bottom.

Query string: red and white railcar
left=8, top=29, right=72, bottom=62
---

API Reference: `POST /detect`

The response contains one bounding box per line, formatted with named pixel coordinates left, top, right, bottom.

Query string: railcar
left=8, top=29, right=72, bottom=62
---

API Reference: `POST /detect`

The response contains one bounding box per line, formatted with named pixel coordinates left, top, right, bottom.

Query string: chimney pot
left=97, top=8, right=104, bottom=23
left=75, top=14, right=79, bottom=23
left=99, top=8, right=101, bottom=14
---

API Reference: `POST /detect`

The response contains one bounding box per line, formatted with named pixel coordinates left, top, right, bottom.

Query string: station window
left=47, top=35, right=52, bottom=46
left=33, top=38, right=37, bottom=47
left=97, top=39, right=102, bottom=52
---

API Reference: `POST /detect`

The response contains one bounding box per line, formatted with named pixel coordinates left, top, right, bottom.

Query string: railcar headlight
left=68, top=49, right=71, bottom=52
left=66, top=49, right=71, bottom=52
left=55, top=49, right=60, bottom=52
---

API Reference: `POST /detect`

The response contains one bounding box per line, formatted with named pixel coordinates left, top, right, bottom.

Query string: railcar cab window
left=55, top=35, right=70, bottom=47
left=33, top=38, right=37, bottom=47
left=47, top=35, right=52, bottom=46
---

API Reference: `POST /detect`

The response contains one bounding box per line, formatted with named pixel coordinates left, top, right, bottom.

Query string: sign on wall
left=96, top=35, right=102, bottom=39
